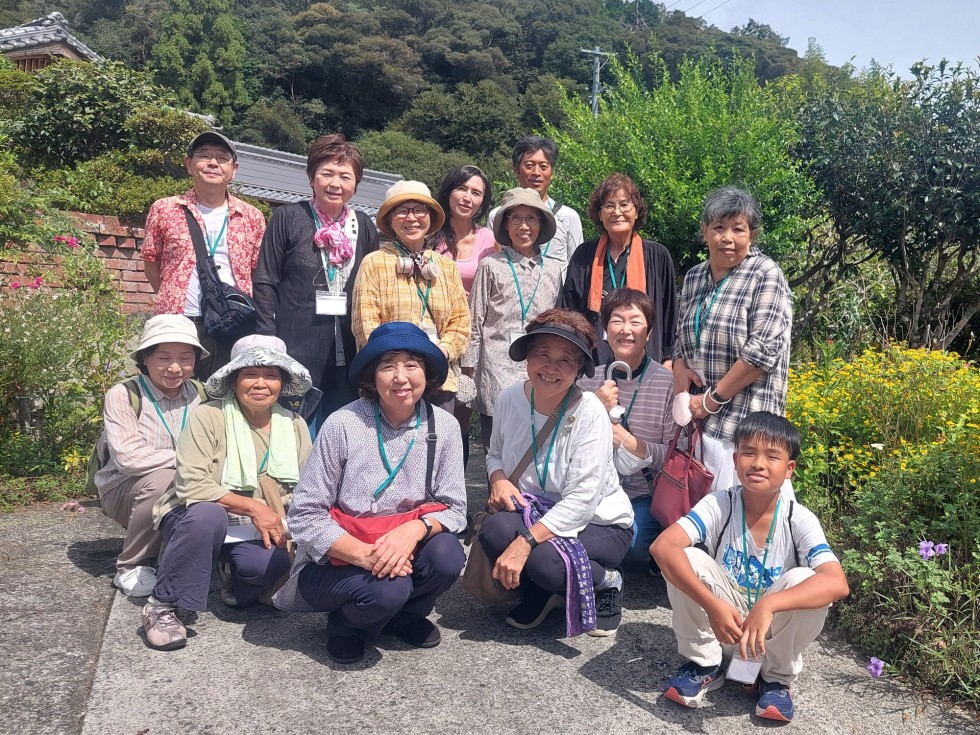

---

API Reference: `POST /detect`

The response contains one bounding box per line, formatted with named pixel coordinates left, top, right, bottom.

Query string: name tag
left=509, top=330, right=524, bottom=346
left=727, top=655, right=763, bottom=684
left=424, top=327, right=439, bottom=345
left=316, top=290, right=347, bottom=316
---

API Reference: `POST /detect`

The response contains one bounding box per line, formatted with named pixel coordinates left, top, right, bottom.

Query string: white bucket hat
left=130, top=314, right=210, bottom=359
left=205, top=335, right=313, bottom=398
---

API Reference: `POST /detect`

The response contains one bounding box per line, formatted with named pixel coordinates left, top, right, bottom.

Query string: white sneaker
left=113, top=566, right=157, bottom=597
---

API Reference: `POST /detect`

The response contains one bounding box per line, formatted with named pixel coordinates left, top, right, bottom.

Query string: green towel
left=221, top=399, right=299, bottom=494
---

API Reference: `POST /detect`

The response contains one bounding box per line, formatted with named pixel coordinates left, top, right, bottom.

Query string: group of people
left=91, top=129, right=848, bottom=723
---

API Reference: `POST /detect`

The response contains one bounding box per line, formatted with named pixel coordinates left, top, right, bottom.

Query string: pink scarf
left=310, top=198, right=354, bottom=266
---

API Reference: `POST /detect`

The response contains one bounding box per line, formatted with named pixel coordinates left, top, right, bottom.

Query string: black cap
left=508, top=325, right=596, bottom=378
left=187, top=131, right=238, bottom=162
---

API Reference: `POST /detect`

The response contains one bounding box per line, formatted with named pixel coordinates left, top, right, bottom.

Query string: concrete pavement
left=2, top=448, right=977, bottom=735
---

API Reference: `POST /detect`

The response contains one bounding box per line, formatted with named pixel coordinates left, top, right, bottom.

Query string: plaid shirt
left=141, top=189, right=266, bottom=315
left=674, top=248, right=792, bottom=441
left=351, top=244, right=471, bottom=393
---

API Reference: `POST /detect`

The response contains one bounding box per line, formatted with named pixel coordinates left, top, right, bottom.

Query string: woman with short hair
left=275, top=322, right=467, bottom=664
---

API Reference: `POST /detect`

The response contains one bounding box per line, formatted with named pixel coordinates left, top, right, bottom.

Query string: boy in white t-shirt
left=652, top=411, right=849, bottom=722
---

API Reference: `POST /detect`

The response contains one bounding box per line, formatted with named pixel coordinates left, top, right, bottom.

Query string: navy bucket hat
left=349, top=322, right=450, bottom=386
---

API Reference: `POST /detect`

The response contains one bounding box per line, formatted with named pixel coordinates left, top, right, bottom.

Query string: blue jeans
left=628, top=496, right=662, bottom=562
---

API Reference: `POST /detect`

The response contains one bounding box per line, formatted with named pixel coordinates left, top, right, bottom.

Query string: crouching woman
left=274, top=322, right=467, bottom=664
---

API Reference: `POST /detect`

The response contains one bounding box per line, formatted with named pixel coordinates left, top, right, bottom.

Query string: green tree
left=797, top=62, right=980, bottom=348
left=356, top=130, right=474, bottom=192
left=151, top=0, right=250, bottom=126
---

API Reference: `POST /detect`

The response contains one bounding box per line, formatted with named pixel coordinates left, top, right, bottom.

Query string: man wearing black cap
left=141, top=131, right=266, bottom=379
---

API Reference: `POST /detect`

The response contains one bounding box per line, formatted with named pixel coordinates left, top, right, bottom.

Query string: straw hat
left=492, top=187, right=557, bottom=248
left=375, top=180, right=446, bottom=238
left=130, top=314, right=209, bottom=359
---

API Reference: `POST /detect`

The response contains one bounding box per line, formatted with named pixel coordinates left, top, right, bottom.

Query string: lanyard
left=396, top=242, right=434, bottom=322
left=529, top=388, right=573, bottom=491
left=693, top=272, right=732, bottom=353
left=741, top=496, right=782, bottom=610
left=505, top=249, right=544, bottom=325
left=618, top=357, right=650, bottom=431
left=258, top=446, right=270, bottom=474
left=311, top=208, right=340, bottom=284
left=605, top=247, right=628, bottom=290
left=205, top=212, right=229, bottom=257
left=138, top=375, right=188, bottom=445
left=373, top=401, right=422, bottom=498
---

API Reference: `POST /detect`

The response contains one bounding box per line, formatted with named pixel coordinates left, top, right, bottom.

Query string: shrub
left=787, top=345, right=980, bottom=707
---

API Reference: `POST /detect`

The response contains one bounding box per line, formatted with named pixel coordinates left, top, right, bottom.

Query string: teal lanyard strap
left=693, top=271, right=732, bottom=353
left=205, top=212, right=229, bottom=257
left=606, top=248, right=627, bottom=290
left=619, top=357, right=650, bottom=429
left=505, top=249, right=544, bottom=325
left=138, top=375, right=187, bottom=445
left=373, top=402, right=422, bottom=498
left=258, top=446, right=270, bottom=474
left=396, top=242, right=435, bottom=322
left=311, top=207, right=339, bottom=284
left=741, top=496, right=782, bottom=610
left=529, top=388, right=573, bottom=491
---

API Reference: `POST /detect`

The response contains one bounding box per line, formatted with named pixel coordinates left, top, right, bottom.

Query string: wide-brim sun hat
left=348, top=321, right=449, bottom=387
left=509, top=324, right=596, bottom=378
left=205, top=337, right=313, bottom=399
left=130, top=314, right=210, bottom=359
left=493, top=187, right=558, bottom=249
left=375, top=180, right=446, bottom=238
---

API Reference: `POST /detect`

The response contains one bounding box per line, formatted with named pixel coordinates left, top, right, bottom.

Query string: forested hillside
left=1, top=0, right=808, bottom=176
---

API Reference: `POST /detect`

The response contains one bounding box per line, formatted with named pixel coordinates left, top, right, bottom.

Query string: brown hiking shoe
left=141, top=602, right=187, bottom=651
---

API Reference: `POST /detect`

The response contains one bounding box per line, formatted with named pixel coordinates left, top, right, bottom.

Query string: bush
left=0, top=238, right=133, bottom=480
left=787, top=345, right=980, bottom=706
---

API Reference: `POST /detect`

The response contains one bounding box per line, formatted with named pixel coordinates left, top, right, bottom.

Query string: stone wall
left=1, top=212, right=155, bottom=314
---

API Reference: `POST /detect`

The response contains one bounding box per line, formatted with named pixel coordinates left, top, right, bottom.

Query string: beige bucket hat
left=130, top=314, right=210, bottom=359
left=492, top=187, right=557, bottom=248
left=375, top=180, right=446, bottom=237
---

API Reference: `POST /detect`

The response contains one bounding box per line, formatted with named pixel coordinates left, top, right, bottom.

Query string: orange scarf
left=587, top=232, right=645, bottom=312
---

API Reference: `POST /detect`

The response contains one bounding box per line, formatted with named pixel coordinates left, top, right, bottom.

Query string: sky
left=687, top=0, right=978, bottom=76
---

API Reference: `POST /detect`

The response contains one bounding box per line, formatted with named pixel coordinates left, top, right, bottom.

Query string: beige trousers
left=666, top=546, right=829, bottom=686
left=98, top=468, right=174, bottom=571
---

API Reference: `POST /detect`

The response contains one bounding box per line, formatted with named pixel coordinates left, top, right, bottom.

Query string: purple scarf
left=520, top=492, right=597, bottom=637
left=310, top=198, right=354, bottom=265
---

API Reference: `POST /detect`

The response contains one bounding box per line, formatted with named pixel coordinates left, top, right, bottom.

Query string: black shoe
left=648, top=556, right=663, bottom=578
left=326, top=634, right=365, bottom=663
left=383, top=613, right=442, bottom=648
left=588, top=584, right=622, bottom=637
left=506, top=584, right=562, bottom=630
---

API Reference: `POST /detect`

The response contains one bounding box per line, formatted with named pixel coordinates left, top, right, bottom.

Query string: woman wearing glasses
left=351, top=181, right=471, bottom=413
left=560, top=173, right=677, bottom=366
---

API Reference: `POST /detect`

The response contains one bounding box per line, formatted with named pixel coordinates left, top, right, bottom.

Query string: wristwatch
left=418, top=516, right=434, bottom=539
left=519, top=526, right=539, bottom=549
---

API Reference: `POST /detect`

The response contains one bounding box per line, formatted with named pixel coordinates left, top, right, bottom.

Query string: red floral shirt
left=141, top=189, right=267, bottom=315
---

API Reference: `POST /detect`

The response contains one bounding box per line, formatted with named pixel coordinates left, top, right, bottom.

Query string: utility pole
left=579, top=46, right=611, bottom=118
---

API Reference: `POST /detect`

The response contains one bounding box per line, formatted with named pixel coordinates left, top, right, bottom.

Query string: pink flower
left=54, top=234, right=79, bottom=248
left=67, top=236, right=79, bottom=248
left=53, top=235, right=66, bottom=243
left=10, top=281, right=21, bottom=289
left=27, top=276, right=42, bottom=289
left=61, top=501, right=85, bottom=514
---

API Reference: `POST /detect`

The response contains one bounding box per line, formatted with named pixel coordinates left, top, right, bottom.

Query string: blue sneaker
left=756, top=678, right=794, bottom=721
left=663, top=661, right=725, bottom=708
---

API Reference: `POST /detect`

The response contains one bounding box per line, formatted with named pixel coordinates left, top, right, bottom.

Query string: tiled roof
left=230, top=141, right=402, bottom=215
left=0, top=13, right=102, bottom=62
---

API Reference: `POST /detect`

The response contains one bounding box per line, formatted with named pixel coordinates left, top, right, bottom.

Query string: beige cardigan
left=152, top=401, right=312, bottom=528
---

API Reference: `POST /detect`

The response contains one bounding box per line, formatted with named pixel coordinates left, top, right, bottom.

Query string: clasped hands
left=706, top=596, right=776, bottom=662
left=362, top=521, right=428, bottom=579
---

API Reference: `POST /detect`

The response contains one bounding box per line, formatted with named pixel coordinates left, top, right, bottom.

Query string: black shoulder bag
left=184, top=208, right=257, bottom=345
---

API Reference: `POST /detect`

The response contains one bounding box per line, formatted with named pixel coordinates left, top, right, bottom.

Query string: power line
left=679, top=0, right=711, bottom=15
left=698, top=0, right=734, bottom=20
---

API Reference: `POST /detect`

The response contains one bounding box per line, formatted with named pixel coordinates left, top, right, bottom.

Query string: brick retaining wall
left=1, top=212, right=155, bottom=314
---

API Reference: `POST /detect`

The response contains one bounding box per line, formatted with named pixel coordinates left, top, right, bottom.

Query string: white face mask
left=672, top=392, right=693, bottom=426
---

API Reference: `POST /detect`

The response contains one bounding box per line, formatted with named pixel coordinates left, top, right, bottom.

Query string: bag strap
left=183, top=208, right=225, bottom=310
left=788, top=499, right=800, bottom=567
left=122, top=377, right=142, bottom=419
left=425, top=400, right=438, bottom=502
left=508, top=386, right=583, bottom=485
left=712, top=488, right=735, bottom=558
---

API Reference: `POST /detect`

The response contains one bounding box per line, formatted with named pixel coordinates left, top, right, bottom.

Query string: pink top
left=445, top=227, right=496, bottom=294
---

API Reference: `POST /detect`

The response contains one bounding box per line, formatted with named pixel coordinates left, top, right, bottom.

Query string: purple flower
left=867, top=657, right=885, bottom=678
left=918, top=540, right=935, bottom=560
left=935, top=543, right=948, bottom=556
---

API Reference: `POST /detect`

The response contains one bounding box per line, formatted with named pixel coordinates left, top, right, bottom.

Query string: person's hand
left=250, top=503, right=286, bottom=550
left=673, top=361, right=703, bottom=396
left=492, top=537, right=532, bottom=589
left=611, top=423, right=631, bottom=451
left=689, top=392, right=706, bottom=420
left=489, top=478, right=528, bottom=512
left=704, top=597, right=744, bottom=646
left=595, top=380, right=619, bottom=411
left=369, top=521, right=426, bottom=578
left=739, top=599, right=774, bottom=661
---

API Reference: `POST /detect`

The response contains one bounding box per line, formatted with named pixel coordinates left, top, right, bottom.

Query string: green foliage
left=151, top=0, right=251, bottom=126
left=544, top=54, right=817, bottom=273
left=0, top=474, right=86, bottom=512
left=797, top=62, right=980, bottom=349
left=233, top=96, right=311, bottom=154
left=787, top=346, right=980, bottom=706
left=0, top=242, right=132, bottom=480
left=356, top=130, right=479, bottom=193
left=7, top=59, right=174, bottom=169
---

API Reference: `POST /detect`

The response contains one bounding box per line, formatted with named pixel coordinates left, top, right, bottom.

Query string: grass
left=0, top=473, right=87, bottom=512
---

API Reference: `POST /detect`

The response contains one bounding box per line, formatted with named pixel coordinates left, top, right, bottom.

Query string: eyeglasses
left=507, top=215, right=541, bottom=226
left=601, top=201, right=635, bottom=214
left=191, top=151, right=234, bottom=164
left=393, top=205, right=431, bottom=219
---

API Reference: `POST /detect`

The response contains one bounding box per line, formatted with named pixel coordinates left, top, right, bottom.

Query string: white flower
left=870, top=443, right=885, bottom=451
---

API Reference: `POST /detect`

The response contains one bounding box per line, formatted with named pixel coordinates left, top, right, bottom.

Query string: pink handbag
left=650, top=421, right=715, bottom=528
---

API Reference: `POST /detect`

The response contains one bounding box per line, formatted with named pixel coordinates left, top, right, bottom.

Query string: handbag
left=184, top=208, right=257, bottom=345
left=650, top=420, right=715, bottom=529
left=328, top=401, right=444, bottom=566
left=462, top=387, right=583, bottom=603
